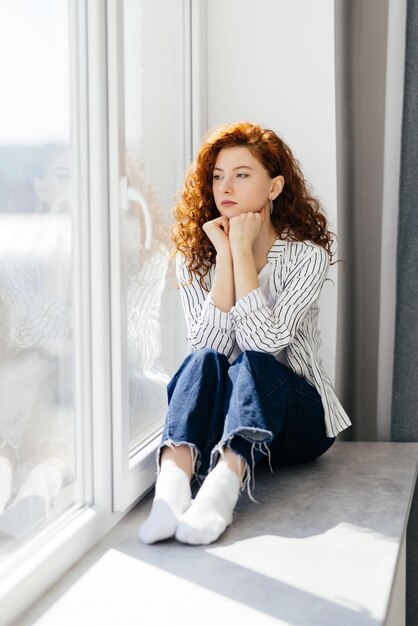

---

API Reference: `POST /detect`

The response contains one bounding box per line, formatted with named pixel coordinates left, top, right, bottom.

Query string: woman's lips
left=221, top=201, right=237, bottom=207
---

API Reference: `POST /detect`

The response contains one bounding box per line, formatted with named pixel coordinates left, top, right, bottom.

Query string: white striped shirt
left=176, top=239, right=352, bottom=438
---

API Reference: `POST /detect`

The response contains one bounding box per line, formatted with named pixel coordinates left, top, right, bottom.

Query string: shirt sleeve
left=2, top=258, right=71, bottom=352
left=176, top=254, right=236, bottom=359
left=230, top=244, right=329, bottom=354
left=9, top=286, right=71, bottom=352
left=127, top=249, right=168, bottom=371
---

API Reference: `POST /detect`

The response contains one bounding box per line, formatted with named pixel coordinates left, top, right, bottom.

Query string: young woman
left=139, top=121, right=351, bottom=546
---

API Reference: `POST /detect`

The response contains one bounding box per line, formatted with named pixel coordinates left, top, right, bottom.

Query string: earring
left=269, top=198, right=274, bottom=215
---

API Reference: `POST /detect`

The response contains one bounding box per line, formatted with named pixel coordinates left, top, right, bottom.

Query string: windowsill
left=12, top=442, right=418, bottom=626
left=0, top=435, right=162, bottom=626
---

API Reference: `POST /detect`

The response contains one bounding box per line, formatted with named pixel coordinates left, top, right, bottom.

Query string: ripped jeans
left=159, top=348, right=335, bottom=498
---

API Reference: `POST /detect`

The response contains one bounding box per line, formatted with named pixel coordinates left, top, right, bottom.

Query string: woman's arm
left=231, top=243, right=329, bottom=353
left=210, top=250, right=234, bottom=313
left=127, top=249, right=168, bottom=370
left=176, top=255, right=236, bottom=359
left=228, top=212, right=261, bottom=301
left=3, top=257, right=71, bottom=353
left=202, top=215, right=234, bottom=312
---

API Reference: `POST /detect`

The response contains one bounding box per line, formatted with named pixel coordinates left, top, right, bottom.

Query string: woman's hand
left=229, top=210, right=263, bottom=253
left=229, top=211, right=262, bottom=301
left=202, top=216, right=231, bottom=256
left=203, top=216, right=234, bottom=311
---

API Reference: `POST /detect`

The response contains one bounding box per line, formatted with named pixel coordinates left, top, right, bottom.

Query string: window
left=0, top=0, right=88, bottom=561
left=108, top=0, right=189, bottom=511
left=0, top=0, right=192, bottom=621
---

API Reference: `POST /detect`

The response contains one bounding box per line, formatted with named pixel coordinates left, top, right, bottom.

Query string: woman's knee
left=182, top=348, right=229, bottom=372
left=238, top=350, right=282, bottom=369
left=167, top=348, right=228, bottom=399
left=172, top=348, right=223, bottom=378
left=191, top=347, right=227, bottom=362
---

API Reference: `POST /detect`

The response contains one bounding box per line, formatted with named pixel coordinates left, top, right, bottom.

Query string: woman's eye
left=237, top=173, right=249, bottom=178
left=213, top=174, right=222, bottom=180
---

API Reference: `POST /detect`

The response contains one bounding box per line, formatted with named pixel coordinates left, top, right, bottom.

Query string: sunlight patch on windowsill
left=206, top=523, right=399, bottom=621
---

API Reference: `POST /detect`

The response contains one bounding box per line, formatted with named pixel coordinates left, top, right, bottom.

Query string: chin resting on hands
left=202, top=216, right=231, bottom=254
left=229, top=211, right=263, bottom=250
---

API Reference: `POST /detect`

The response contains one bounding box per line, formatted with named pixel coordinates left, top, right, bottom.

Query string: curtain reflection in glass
left=0, top=145, right=74, bottom=540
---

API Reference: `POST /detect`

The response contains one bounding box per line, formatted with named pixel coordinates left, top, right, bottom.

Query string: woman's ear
left=271, top=175, right=284, bottom=200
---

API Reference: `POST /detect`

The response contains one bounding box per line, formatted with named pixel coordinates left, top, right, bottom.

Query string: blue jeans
left=159, top=348, right=335, bottom=496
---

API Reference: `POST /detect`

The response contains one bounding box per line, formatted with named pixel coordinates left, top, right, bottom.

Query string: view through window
left=0, top=0, right=80, bottom=556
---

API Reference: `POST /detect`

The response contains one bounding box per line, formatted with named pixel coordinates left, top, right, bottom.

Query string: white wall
left=201, top=0, right=339, bottom=382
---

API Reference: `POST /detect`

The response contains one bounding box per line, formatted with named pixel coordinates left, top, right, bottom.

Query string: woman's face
left=212, top=146, right=280, bottom=218
left=33, top=149, right=72, bottom=211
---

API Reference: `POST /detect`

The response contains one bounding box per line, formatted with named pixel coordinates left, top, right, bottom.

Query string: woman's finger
left=221, top=216, right=229, bottom=235
left=203, top=215, right=229, bottom=233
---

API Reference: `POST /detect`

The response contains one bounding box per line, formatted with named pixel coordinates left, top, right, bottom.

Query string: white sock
left=15, top=462, right=63, bottom=513
left=175, top=462, right=241, bottom=545
left=0, top=459, right=13, bottom=513
left=138, top=460, right=192, bottom=544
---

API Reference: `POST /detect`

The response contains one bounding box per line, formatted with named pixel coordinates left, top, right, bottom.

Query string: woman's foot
left=138, top=460, right=192, bottom=544
left=16, top=461, right=63, bottom=507
left=0, top=461, right=63, bottom=539
left=175, top=463, right=241, bottom=545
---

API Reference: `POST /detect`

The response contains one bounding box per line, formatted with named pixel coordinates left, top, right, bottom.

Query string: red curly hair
left=172, top=121, right=335, bottom=287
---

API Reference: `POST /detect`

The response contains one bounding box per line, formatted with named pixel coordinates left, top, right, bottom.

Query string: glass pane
left=0, top=1, right=79, bottom=552
left=123, top=0, right=188, bottom=452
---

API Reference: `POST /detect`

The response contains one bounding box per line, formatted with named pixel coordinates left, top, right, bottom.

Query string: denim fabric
left=160, top=348, right=335, bottom=486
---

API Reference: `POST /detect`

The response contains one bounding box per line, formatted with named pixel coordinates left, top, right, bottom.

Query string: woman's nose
left=220, top=177, right=232, bottom=193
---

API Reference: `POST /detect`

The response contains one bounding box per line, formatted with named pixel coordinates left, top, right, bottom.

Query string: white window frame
left=0, top=0, right=200, bottom=622
left=108, top=0, right=193, bottom=512
left=0, top=2, right=121, bottom=622
left=191, top=0, right=208, bottom=155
